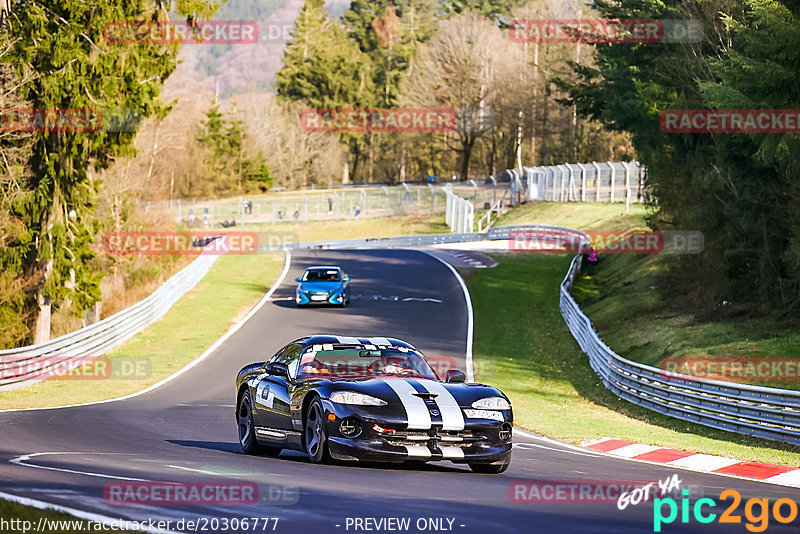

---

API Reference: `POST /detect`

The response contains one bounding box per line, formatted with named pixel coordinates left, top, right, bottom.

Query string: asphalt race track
left=0, top=249, right=798, bottom=534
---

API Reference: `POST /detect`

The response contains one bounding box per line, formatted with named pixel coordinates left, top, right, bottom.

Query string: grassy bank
left=467, top=254, right=800, bottom=466
left=495, top=201, right=649, bottom=231
left=211, top=213, right=448, bottom=243
left=0, top=252, right=285, bottom=410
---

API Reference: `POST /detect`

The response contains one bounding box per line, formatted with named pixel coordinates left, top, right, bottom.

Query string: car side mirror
left=343, top=275, right=351, bottom=282
left=294, top=277, right=302, bottom=282
left=265, top=362, right=291, bottom=379
left=445, top=369, right=466, bottom=383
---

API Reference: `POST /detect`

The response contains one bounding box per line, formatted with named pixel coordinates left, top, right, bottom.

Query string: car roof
left=293, top=335, right=417, bottom=351
left=303, top=265, right=342, bottom=271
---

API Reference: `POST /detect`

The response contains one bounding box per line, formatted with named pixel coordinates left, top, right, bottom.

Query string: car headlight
left=330, top=391, right=387, bottom=406
left=471, top=397, right=510, bottom=410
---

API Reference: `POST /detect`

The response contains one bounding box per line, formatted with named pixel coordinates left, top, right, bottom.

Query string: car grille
left=384, top=429, right=483, bottom=448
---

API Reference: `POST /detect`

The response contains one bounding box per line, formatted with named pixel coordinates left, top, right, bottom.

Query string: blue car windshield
left=298, top=348, right=439, bottom=380
left=303, top=269, right=340, bottom=282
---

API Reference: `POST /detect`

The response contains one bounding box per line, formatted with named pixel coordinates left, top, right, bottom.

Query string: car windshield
left=298, top=347, right=439, bottom=380
left=302, top=269, right=340, bottom=282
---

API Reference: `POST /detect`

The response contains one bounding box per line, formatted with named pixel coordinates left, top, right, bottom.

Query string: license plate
left=463, top=409, right=504, bottom=421
left=311, top=295, right=328, bottom=301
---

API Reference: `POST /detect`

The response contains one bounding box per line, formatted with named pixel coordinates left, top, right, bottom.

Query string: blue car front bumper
left=296, top=290, right=346, bottom=306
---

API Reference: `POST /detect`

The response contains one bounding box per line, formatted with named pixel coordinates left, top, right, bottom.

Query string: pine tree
left=1, top=0, right=219, bottom=343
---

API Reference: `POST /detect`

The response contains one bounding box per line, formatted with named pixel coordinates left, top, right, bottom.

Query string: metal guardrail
left=443, top=184, right=475, bottom=233
left=557, top=232, right=800, bottom=446
left=0, top=240, right=224, bottom=392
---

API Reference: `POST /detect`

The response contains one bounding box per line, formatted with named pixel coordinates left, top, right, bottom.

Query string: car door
left=254, top=343, right=302, bottom=431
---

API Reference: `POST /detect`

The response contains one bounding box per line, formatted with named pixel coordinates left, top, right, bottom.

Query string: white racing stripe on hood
left=381, top=379, right=432, bottom=430
left=416, top=380, right=465, bottom=431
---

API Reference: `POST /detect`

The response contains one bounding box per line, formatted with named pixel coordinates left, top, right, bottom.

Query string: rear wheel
left=468, top=458, right=510, bottom=474
left=237, top=391, right=281, bottom=456
left=304, top=398, right=330, bottom=463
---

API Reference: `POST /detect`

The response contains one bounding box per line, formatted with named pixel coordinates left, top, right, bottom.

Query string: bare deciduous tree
left=401, top=12, right=514, bottom=180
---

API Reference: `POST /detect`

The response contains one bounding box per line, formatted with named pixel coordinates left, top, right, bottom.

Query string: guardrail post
left=490, top=176, right=497, bottom=204
left=428, top=183, right=435, bottom=213
left=469, top=179, right=478, bottom=203
left=592, top=161, right=601, bottom=201
left=559, top=165, right=567, bottom=201
left=509, top=171, right=517, bottom=207
left=636, top=160, right=643, bottom=202
left=577, top=163, right=587, bottom=202
left=621, top=161, right=632, bottom=213
left=567, top=165, right=576, bottom=201
left=443, top=185, right=452, bottom=228
left=607, top=161, right=616, bottom=202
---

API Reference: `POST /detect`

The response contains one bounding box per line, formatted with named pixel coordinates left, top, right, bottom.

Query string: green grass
left=495, top=201, right=649, bottom=231
left=468, top=254, right=800, bottom=467
left=224, top=213, right=448, bottom=243
left=0, top=499, right=139, bottom=533
left=0, top=252, right=285, bottom=410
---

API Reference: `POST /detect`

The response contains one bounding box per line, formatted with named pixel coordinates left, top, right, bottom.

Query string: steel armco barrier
left=0, top=239, right=225, bottom=392
left=443, top=184, right=474, bottom=233
left=557, top=232, right=800, bottom=446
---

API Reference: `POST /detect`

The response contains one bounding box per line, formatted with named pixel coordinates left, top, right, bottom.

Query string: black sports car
left=235, top=335, right=513, bottom=473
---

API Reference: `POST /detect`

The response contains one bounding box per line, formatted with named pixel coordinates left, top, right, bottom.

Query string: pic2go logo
left=654, top=489, right=799, bottom=532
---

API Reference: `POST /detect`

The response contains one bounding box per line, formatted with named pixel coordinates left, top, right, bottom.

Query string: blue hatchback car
left=295, top=266, right=351, bottom=307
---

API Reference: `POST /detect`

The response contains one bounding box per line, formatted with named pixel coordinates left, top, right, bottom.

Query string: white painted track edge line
left=415, top=250, right=474, bottom=382
left=0, top=248, right=293, bottom=414
left=0, top=491, right=180, bottom=534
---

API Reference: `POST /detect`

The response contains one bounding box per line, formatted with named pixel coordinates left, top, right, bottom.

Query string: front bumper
left=296, top=290, right=345, bottom=306
left=321, top=400, right=512, bottom=464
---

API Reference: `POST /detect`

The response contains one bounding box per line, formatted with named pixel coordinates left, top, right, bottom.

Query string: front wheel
left=468, top=459, right=510, bottom=474
left=304, top=398, right=330, bottom=463
left=237, top=391, right=281, bottom=456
